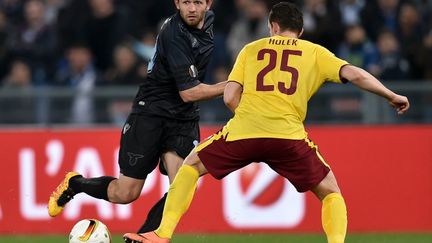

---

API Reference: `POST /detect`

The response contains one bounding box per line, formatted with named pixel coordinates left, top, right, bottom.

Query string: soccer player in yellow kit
left=131, top=2, right=410, bottom=243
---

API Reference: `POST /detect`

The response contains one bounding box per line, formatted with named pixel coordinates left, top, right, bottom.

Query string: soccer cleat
left=48, top=172, right=81, bottom=217
left=123, top=232, right=170, bottom=243
left=123, top=233, right=145, bottom=243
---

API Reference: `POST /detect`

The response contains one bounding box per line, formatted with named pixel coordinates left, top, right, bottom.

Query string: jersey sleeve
left=228, top=46, right=247, bottom=86
left=166, top=38, right=201, bottom=91
left=316, top=45, right=349, bottom=83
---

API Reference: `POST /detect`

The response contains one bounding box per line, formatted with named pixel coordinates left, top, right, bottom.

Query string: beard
left=181, top=12, right=205, bottom=28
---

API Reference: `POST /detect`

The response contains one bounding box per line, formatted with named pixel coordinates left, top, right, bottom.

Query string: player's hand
left=388, top=94, right=409, bottom=115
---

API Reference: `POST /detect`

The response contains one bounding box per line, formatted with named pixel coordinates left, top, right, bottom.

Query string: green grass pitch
left=1, top=233, right=432, bottom=243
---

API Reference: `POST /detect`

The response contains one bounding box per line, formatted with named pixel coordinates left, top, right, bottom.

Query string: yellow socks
left=322, top=193, right=347, bottom=243
left=155, top=165, right=199, bottom=239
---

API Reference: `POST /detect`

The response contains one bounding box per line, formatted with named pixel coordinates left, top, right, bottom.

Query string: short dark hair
left=269, top=2, right=303, bottom=34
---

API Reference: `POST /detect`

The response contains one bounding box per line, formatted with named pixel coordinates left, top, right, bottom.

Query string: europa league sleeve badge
left=189, top=65, right=198, bottom=78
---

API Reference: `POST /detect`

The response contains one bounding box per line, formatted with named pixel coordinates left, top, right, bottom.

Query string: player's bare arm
left=223, top=81, right=243, bottom=113
left=179, top=81, right=227, bottom=102
left=340, top=65, right=410, bottom=114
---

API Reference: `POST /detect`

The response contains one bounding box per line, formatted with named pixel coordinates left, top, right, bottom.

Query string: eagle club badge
left=189, top=65, right=198, bottom=78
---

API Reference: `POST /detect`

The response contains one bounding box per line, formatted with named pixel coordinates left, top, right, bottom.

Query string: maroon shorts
left=196, top=133, right=330, bottom=192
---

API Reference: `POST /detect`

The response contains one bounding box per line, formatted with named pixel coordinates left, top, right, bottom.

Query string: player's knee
left=109, top=174, right=145, bottom=203
left=312, top=172, right=341, bottom=201
left=110, top=182, right=141, bottom=203
left=126, top=189, right=141, bottom=202
left=183, top=151, right=200, bottom=166
left=117, top=189, right=140, bottom=203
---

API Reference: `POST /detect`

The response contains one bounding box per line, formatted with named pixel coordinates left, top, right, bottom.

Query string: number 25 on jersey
left=256, top=49, right=302, bottom=95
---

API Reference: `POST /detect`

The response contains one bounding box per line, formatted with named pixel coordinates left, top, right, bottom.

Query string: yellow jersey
left=225, top=35, right=349, bottom=141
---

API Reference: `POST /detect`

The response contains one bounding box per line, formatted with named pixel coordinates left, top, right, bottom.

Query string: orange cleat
left=123, top=231, right=170, bottom=243
left=48, top=172, right=81, bottom=217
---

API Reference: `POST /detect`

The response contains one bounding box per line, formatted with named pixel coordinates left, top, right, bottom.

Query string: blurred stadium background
left=0, top=0, right=431, bottom=242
